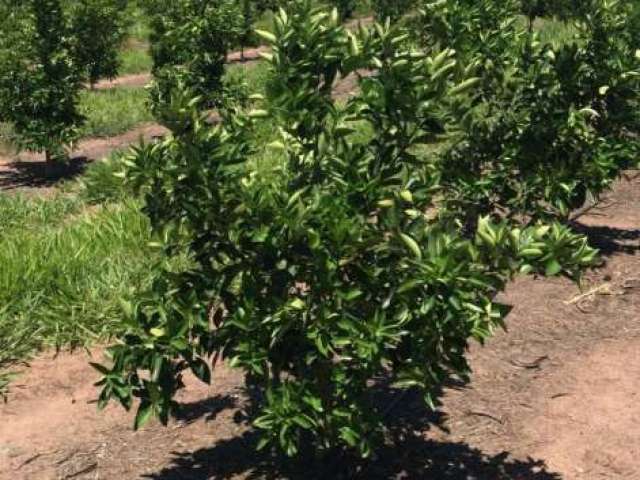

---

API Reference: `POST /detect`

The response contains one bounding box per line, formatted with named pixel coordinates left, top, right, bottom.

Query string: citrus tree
left=417, top=0, right=640, bottom=224
left=95, top=2, right=597, bottom=459
left=68, top=0, right=131, bottom=88
left=0, top=0, right=84, bottom=163
left=143, top=0, right=242, bottom=123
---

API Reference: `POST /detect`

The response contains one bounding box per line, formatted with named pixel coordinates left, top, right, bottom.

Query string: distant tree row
left=0, top=0, right=130, bottom=163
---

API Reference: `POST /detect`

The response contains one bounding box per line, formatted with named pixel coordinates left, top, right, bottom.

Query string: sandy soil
left=0, top=124, right=169, bottom=194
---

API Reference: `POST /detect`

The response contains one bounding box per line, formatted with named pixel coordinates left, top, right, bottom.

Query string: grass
left=119, top=43, right=153, bottom=75
left=115, top=1, right=153, bottom=75
left=0, top=192, right=158, bottom=373
left=79, top=86, right=153, bottom=138
left=79, top=152, right=133, bottom=204
left=226, top=59, right=271, bottom=95
left=0, top=122, right=14, bottom=157
left=535, top=17, right=578, bottom=47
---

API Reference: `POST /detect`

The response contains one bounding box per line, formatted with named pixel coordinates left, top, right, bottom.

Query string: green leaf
left=134, top=402, right=154, bottom=430
left=545, top=259, right=562, bottom=276
left=150, top=327, right=166, bottom=338
left=254, top=29, right=277, bottom=44
left=340, top=427, right=360, bottom=447
left=190, top=358, right=212, bottom=384
left=90, top=362, right=110, bottom=375
left=399, top=233, right=422, bottom=260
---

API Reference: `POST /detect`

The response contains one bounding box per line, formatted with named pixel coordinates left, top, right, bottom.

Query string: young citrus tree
left=418, top=0, right=640, bottom=224
left=0, top=0, right=84, bottom=164
left=143, top=0, right=242, bottom=123
left=96, top=1, right=597, bottom=459
left=68, top=0, right=131, bottom=88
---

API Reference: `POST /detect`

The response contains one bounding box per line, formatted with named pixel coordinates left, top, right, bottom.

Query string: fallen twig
left=15, top=450, right=58, bottom=470
left=62, top=462, right=98, bottom=479
left=508, top=355, right=549, bottom=370
left=466, top=410, right=504, bottom=424
left=565, top=283, right=613, bottom=305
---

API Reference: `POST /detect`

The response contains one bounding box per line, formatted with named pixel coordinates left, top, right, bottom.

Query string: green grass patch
left=0, top=193, right=158, bottom=372
left=0, top=194, right=83, bottom=237
left=79, top=86, right=152, bottom=138
left=119, top=44, right=152, bottom=75
left=535, top=17, right=577, bottom=47
left=80, top=152, right=133, bottom=204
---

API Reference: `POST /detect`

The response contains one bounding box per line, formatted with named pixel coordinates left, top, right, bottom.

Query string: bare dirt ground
left=0, top=172, right=638, bottom=479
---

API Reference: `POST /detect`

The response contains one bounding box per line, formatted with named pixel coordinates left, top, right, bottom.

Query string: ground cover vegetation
left=0, top=0, right=637, bottom=469
left=89, top=0, right=639, bottom=464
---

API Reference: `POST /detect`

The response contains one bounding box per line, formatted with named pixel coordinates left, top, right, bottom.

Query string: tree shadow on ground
left=146, top=432, right=560, bottom=480
left=173, top=394, right=239, bottom=425
left=146, top=389, right=560, bottom=480
left=573, top=222, right=640, bottom=256
left=0, top=157, right=91, bottom=190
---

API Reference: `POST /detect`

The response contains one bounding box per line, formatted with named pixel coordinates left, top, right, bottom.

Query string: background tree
left=68, top=0, right=131, bottom=88
left=142, top=0, right=242, bottom=122
left=419, top=0, right=640, bottom=223
left=372, top=0, right=415, bottom=21
left=0, top=0, right=83, bottom=165
left=333, top=0, right=357, bottom=19
left=238, top=0, right=257, bottom=60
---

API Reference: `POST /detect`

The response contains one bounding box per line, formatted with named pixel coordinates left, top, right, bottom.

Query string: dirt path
left=0, top=173, right=638, bottom=479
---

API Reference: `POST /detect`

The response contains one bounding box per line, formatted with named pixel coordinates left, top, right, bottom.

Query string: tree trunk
left=44, top=149, right=57, bottom=178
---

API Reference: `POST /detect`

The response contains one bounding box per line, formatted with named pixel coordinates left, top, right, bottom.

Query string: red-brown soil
left=0, top=173, right=638, bottom=479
